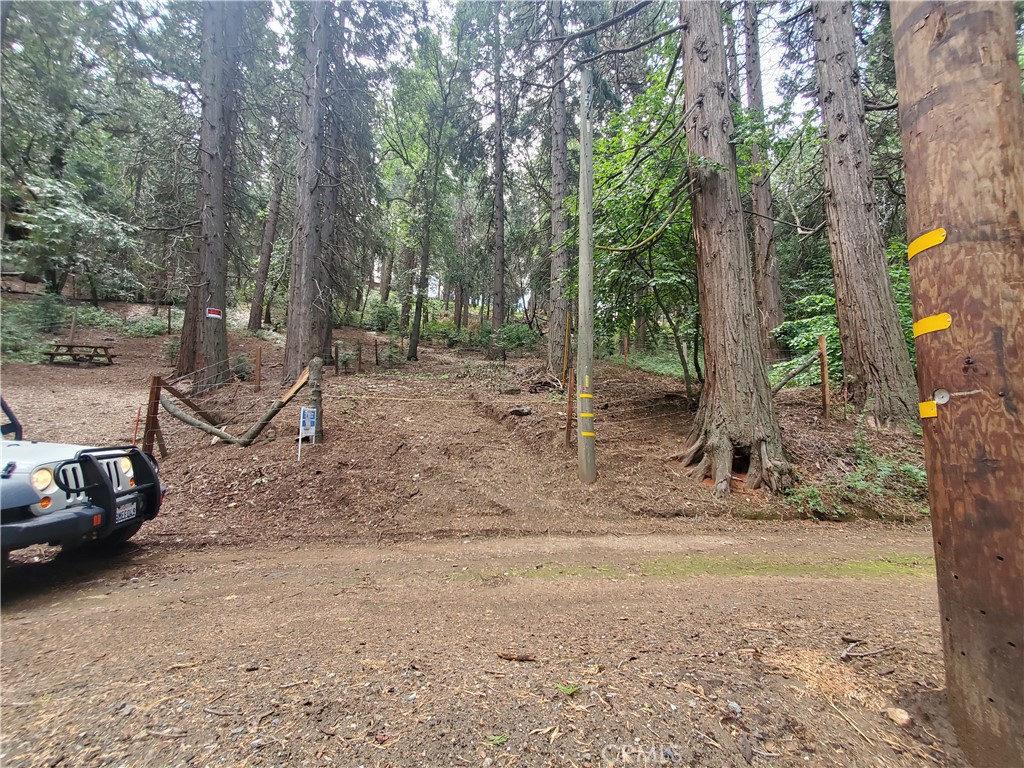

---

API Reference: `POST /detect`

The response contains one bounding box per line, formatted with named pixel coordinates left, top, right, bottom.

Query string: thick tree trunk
left=317, top=116, right=343, bottom=362
left=489, top=1, right=506, bottom=354
left=398, top=242, right=415, bottom=331
left=678, top=0, right=792, bottom=494
left=812, top=1, right=917, bottom=427
left=744, top=0, right=783, bottom=361
left=379, top=249, right=394, bottom=303
left=177, top=0, right=237, bottom=391
left=283, top=0, right=329, bottom=384
left=892, top=3, right=1024, bottom=764
left=546, top=0, right=570, bottom=380
left=248, top=167, right=284, bottom=332
left=723, top=5, right=741, bottom=104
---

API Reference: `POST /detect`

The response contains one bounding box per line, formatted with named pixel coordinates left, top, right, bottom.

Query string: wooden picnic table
left=45, top=343, right=118, bottom=365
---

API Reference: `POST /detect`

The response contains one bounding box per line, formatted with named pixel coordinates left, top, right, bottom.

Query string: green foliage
left=555, top=682, right=581, bottom=697
left=840, top=432, right=929, bottom=509
left=124, top=316, right=168, bottom=338
left=365, top=298, right=400, bottom=333
left=231, top=353, right=254, bottom=381
left=420, top=320, right=466, bottom=348
left=31, top=293, right=70, bottom=333
left=76, top=306, right=125, bottom=331
left=14, top=176, right=144, bottom=299
left=887, top=247, right=916, bottom=367
left=771, top=294, right=842, bottom=386
left=486, top=735, right=509, bottom=747
left=76, top=306, right=168, bottom=337
left=495, top=323, right=538, bottom=353
left=471, top=323, right=493, bottom=349
left=785, top=486, right=842, bottom=521
left=786, top=430, right=929, bottom=521
left=610, top=350, right=689, bottom=379
left=0, top=296, right=67, bottom=361
left=772, top=245, right=917, bottom=390
left=379, top=335, right=405, bottom=368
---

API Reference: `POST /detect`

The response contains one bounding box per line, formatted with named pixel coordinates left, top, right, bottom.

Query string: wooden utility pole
left=892, top=3, right=1023, bottom=765
left=576, top=69, right=596, bottom=485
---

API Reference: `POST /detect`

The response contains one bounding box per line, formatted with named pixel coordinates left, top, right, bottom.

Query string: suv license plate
left=114, top=499, right=138, bottom=524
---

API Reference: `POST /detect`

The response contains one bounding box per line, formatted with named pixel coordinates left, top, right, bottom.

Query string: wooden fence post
left=309, top=357, right=324, bottom=443
left=356, top=340, right=363, bottom=373
left=254, top=346, right=262, bottom=393
left=142, top=375, right=162, bottom=455
left=818, top=334, right=830, bottom=419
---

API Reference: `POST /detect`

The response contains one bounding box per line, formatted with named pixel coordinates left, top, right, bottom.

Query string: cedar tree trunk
left=248, top=167, right=284, bottom=332
left=744, top=0, right=783, bottom=360
left=546, top=0, right=570, bottom=380
left=283, top=0, right=329, bottom=384
left=678, top=0, right=792, bottom=493
left=812, top=0, right=917, bottom=427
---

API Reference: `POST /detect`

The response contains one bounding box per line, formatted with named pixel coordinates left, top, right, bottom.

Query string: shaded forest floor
left=0, top=313, right=963, bottom=767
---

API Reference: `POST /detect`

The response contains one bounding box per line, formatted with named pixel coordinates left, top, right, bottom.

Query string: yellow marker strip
left=579, top=393, right=593, bottom=399
left=919, top=400, right=937, bottom=419
left=581, top=431, right=596, bottom=437
left=580, top=412, right=595, bottom=418
left=913, top=312, right=952, bottom=338
left=907, top=228, right=946, bottom=260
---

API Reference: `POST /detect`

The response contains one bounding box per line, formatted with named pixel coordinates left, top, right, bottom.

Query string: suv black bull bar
left=54, top=446, right=163, bottom=540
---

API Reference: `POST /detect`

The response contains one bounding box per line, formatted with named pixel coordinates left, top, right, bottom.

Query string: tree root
left=679, top=432, right=792, bottom=495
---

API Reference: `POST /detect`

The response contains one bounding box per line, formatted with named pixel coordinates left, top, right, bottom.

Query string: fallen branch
left=772, top=349, right=820, bottom=395
left=841, top=642, right=895, bottom=661
left=497, top=652, right=537, bottom=663
left=159, top=367, right=309, bottom=448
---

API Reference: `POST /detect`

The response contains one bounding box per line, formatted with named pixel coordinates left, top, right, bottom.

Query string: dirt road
left=2, top=530, right=961, bottom=767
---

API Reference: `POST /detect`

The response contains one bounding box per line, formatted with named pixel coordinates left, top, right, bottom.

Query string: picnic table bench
left=45, top=344, right=118, bottom=365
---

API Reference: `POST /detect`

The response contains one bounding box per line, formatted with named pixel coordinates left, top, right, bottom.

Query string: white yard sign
left=298, top=406, right=317, bottom=461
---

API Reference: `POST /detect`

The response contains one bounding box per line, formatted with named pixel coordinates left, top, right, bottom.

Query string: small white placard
left=298, top=406, right=317, bottom=462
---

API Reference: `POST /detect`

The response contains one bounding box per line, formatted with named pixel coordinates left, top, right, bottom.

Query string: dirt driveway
left=0, top=327, right=960, bottom=767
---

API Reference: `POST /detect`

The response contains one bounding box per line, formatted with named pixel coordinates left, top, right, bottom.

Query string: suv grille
left=58, top=456, right=128, bottom=503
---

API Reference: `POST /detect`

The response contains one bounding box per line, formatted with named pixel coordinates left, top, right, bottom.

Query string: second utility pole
left=577, top=69, right=596, bottom=484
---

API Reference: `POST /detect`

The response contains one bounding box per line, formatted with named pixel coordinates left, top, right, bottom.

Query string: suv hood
left=1, top=441, right=95, bottom=475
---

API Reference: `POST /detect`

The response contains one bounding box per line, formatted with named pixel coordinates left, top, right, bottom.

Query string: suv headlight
left=119, top=456, right=134, bottom=477
left=31, top=467, right=54, bottom=492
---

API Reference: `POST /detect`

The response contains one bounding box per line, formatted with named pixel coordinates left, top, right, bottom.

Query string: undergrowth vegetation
left=0, top=296, right=178, bottom=362
left=786, top=428, right=929, bottom=522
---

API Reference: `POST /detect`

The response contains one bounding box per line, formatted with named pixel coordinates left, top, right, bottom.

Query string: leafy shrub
left=364, top=298, right=399, bottom=332
left=496, top=323, right=538, bottom=353
left=841, top=432, right=928, bottom=506
left=33, top=293, right=69, bottom=333
left=76, top=306, right=126, bottom=332
left=379, top=335, right=404, bottom=367
left=771, top=294, right=842, bottom=387
left=0, top=295, right=70, bottom=362
left=125, top=316, right=168, bottom=337
left=231, top=352, right=254, bottom=381
left=472, top=323, right=493, bottom=349
left=421, top=320, right=466, bottom=348
left=785, top=485, right=842, bottom=521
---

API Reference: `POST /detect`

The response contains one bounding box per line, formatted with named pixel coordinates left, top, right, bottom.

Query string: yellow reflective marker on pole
left=913, top=312, right=952, bottom=338
left=907, top=227, right=946, bottom=260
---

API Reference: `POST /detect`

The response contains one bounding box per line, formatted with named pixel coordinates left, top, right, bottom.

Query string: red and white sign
left=205, top=308, right=223, bottom=320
